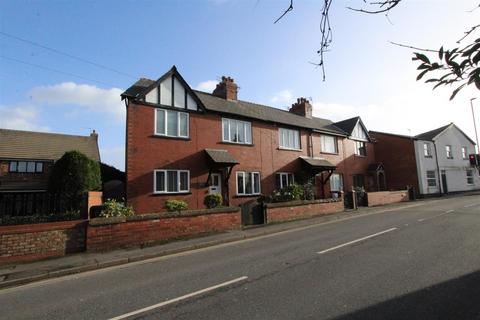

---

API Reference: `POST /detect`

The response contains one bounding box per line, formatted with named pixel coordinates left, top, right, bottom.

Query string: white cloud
left=194, top=80, right=217, bottom=92
left=100, top=146, right=125, bottom=171
left=29, top=82, right=125, bottom=122
left=0, top=104, right=49, bottom=132
left=270, top=89, right=294, bottom=107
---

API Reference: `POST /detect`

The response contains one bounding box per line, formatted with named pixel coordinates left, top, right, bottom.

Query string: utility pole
left=471, top=98, right=479, bottom=154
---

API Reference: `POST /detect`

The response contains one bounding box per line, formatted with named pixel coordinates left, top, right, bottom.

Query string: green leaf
left=415, top=53, right=430, bottom=64
left=417, top=64, right=430, bottom=70
left=425, top=79, right=439, bottom=83
left=417, top=69, right=429, bottom=81
left=439, top=46, right=444, bottom=60
left=472, top=51, right=480, bottom=65
left=450, top=84, right=466, bottom=100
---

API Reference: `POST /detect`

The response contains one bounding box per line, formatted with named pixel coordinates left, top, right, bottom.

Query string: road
left=1, top=195, right=480, bottom=320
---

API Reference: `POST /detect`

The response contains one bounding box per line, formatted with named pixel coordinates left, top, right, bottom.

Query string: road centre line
left=108, top=276, right=248, bottom=320
left=317, top=228, right=397, bottom=255
left=418, top=209, right=455, bottom=222
left=464, top=203, right=478, bottom=208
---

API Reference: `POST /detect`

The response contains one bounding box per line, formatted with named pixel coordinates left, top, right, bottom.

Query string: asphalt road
left=1, top=195, right=480, bottom=320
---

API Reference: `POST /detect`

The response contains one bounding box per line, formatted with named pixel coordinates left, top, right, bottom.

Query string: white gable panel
left=173, top=77, right=185, bottom=108
left=160, top=76, right=172, bottom=106
left=352, top=122, right=368, bottom=141
left=145, top=86, right=158, bottom=104
left=186, top=93, right=197, bottom=111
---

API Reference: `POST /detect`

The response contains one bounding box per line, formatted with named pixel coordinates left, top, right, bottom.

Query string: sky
left=1, top=0, right=479, bottom=170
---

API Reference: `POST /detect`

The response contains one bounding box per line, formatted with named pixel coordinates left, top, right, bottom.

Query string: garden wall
left=367, top=190, right=409, bottom=207
left=266, top=198, right=344, bottom=224
left=86, top=207, right=241, bottom=252
left=0, top=220, right=87, bottom=265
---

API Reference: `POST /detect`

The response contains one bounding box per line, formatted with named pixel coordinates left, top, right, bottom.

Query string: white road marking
left=446, top=209, right=455, bottom=213
left=464, top=204, right=478, bottom=208
left=317, top=228, right=397, bottom=255
left=108, top=276, right=248, bottom=320
left=418, top=209, right=455, bottom=222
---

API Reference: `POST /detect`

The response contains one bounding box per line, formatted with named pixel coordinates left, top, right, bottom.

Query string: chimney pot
left=289, top=97, right=313, bottom=118
left=212, top=76, right=238, bottom=100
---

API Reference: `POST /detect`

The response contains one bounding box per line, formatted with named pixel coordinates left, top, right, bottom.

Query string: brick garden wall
left=266, top=199, right=344, bottom=224
left=367, top=190, right=409, bottom=207
left=86, top=207, right=241, bottom=252
left=0, top=220, right=87, bottom=265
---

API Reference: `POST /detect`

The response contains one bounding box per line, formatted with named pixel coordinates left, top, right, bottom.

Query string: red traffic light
left=470, top=154, right=479, bottom=166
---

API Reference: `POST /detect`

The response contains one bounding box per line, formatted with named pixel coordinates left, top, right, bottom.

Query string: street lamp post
left=471, top=98, right=479, bottom=154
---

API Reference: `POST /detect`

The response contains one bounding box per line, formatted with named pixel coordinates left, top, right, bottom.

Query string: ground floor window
left=466, top=170, right=474, bottom=185
left=154, top=170, right=190, bottom=194
left=9, top=161, right=43, bottom=173
left=353, top=174, right=365, bottom=189
left=237, top=171, right=261, bottom=195
left=275, top=172, right=294, bottom=189
left=330, top=173, right=343, bottom=192
left=426, top=170, right=437, bottom=187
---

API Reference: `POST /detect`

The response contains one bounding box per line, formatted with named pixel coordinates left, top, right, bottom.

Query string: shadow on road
left=332, top=270, right=480, bottom=320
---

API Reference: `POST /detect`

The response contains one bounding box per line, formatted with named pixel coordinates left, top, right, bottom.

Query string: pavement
left=0, top=199, right=429, bottom=290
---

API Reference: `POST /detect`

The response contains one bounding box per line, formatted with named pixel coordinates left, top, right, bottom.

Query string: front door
left=209, top=173, right=222, bottom=195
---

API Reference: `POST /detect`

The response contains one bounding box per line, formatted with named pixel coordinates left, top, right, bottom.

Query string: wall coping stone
left=0, top=220, right=87, bottom=235
left=366, top=190, right=408, bottom=195
left=89, top=207, right=241, bottom=226
left=265, top=198, right=341, bottom=209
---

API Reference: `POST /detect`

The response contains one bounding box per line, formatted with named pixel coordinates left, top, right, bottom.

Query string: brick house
left=122, top=66, right=381, bottom=214
left=0, top=129, right=100, bottom=193
left=371, top=123, right=479, bottom=196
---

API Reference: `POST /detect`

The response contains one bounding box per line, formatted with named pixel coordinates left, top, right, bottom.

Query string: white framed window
left=330, top=173, right=343, bottom=192
left=154, top=170, right=190, bottom=194
left=275, top=172, right=294, bottom=189
left=462, top=147, right=468, bottom=160
left=355, top=141, right=367, bottom=156
left=9, top=161, right=43, bottom=173
left=155, top=108, right=189, bottom=138
left=279, top=128, right=300, bottom=150
left=236, top=171, right=260, bottom=195
left=445, top=145, right=453, bottom=158
left=321, top=135, right=338, bottom=154
left=467, top=170, right=474, bottom=185
left=424, top=143, right=431, bottom=157
left=426, top=170, right=437, bottom=187
left=222, top=118, right=252, bottom=144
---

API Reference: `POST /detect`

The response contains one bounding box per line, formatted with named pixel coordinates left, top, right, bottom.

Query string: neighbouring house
left=0, top=129, right=100, bottom=193
left=121, top=66, right=382, bottom=214
left=371, top=123, right=480, bottom=196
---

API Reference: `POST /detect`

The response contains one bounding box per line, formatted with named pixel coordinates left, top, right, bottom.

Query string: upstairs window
left=279, top=128, right=300, bottom=150
left=321, top=135, right=338, bottom=154
left=352, top=122, right=368, bottom=141
left=426, top=171, right=437, bottom=187
left=423, top=143, right=431, bottom=157
left=355, top=141, right=367, bottom=156
left=462, top=147, right=468, bottom=160
left=9, top=161, right=43, bottom=173
left=155, top=109, right=189, bottom=138
left=275, top=172, right=294, bottom=189
left=445, top=145, right=453, bottom=159
left=222, top=118, right=252, bottom=144
left=145, top=75, right=198, bottom=111
left=154, top=170, right=190, bottom=194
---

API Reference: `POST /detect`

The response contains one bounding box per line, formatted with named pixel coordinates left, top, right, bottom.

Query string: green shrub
left=99, top=199, right=134, bottom=218
left=48, top=151, right=101, bottom=211
left=165, top=200, right=188, bottom=212
left=204, top=194, right=223, bottom=209
left=261, top=184, right=305, bottom=203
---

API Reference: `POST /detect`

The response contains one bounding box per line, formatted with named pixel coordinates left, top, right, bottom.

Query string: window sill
left=278, top=147, right=302, bottom=152
left=320, top=151, right=339, bottom=155
left=152, top=192, right=192, bottom=196
left=151, top=135, right=191, bottom=141
left=354, top=154, right=367, bottom=158
left=219, top=141, right=254, bottom=147
left=424, top=155, right=432, bottom=158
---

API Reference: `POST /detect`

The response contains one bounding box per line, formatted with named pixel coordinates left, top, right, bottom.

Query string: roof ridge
left=0, top=128, right=95, bottom=139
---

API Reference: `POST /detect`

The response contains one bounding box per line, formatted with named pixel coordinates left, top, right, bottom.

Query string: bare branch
left=347, top=0, right=401, bottom=14
left=457, top=24, right=480, bottom=43
left=390, top=41, right=439, bottom=53
left=274, top=0, right=293, bottom=24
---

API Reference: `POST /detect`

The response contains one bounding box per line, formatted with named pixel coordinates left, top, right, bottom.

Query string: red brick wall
left=126, top=102, right=375, bottom=214
left=367, top=190, right=409, bottom=207
left=266, top=199, right=344, bottom=224
left=86, top=208, right=241, bottom=252
left=370, top=132, right=419, bottom=194
left=0, top=220, right=86, bottom=265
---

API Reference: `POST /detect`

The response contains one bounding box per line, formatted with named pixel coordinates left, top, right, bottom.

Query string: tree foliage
left=48, top=150, right=102, bottom=211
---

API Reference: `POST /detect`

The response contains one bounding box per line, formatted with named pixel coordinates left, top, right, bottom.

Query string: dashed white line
left=445, top=209, right=455, bottom=214
left=317, top=228, right=397, bottom=255
left=464, top=204, right=477, bottom=208
left=418, top=209, right=455, bottom=222
left=108, top=276, right=248, bottom=320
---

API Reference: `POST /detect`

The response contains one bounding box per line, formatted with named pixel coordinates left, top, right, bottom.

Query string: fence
left=0, top=192, right=69, bottom=217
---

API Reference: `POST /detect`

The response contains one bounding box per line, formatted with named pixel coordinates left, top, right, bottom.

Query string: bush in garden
left=165, top=200, right=188, bottom=212
left=48, top=150, right=101, bottom=211
left=262, top=184, right=305, bottom=203
left=99, top=199, right=134, bottom=218
left=204, top=194, right=223, bottom=209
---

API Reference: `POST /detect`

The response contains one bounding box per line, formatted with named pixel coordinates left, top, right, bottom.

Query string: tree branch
left=274, top=0, right=293, bottom=24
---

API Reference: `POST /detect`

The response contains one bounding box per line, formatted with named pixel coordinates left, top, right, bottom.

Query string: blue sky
left=1, top=0, right=479, bottom=169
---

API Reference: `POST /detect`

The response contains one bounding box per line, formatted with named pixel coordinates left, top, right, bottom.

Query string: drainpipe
left=433, top=141, right=442, bottom=195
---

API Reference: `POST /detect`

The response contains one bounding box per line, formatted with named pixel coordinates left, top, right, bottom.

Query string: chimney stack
left=212, top=76, right=238, bottom=100
left=90, top=129, right=98, bottom=139
left=289, top=98, right=312, bottom=118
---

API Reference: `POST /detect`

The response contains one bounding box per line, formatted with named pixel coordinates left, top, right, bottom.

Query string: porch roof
left=300, top=156, right=336, bottom=171
left=205, top=149, right=239, bottom=167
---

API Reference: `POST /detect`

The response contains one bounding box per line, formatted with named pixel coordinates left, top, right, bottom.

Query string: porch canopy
left=300, top=156, right=336, bottom=174
left=205, top=149, right=238, bottom=168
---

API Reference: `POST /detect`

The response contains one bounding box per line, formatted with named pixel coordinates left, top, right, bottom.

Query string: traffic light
left=469, top=154, right=480, bottom=166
